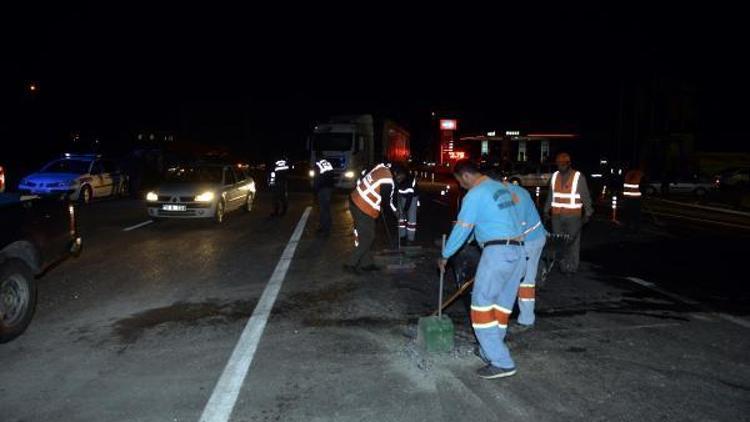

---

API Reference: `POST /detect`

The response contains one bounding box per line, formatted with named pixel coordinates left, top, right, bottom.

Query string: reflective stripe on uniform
left=518, top=283, right=535, bottom=301
left=623, top=183, right=640, bottom=189
left=471, top=304, right=512, bottom=329
left=551, top=171, right=583, bottom=211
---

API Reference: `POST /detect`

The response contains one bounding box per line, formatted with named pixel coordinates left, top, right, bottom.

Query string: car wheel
left=0, top=259, right=37, bottom=343
left=694, top=187, right=707, bottom=197
left=79, top=185, right=93, bottom=205
left=215, top=200, right=226, bottom=224
left=245, top=193, right=255, bottom=213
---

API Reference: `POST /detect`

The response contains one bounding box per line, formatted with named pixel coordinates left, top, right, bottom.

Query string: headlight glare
left=195, top=191, right=215, bottom=202
left=146, top=192, right=158, bottom=202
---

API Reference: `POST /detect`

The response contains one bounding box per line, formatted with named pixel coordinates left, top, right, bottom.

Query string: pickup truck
left=0, top=193, right=82, bottom=342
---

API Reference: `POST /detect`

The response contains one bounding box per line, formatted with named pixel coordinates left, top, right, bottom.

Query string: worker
left=268, top=158, right=289, bottom=217
left=345, top=163, right=407, bottom=274
left=622, top=166, right=645, bottom=233
left=543, top=152, right=593, bottom=275
left=397, top=172, right=420, bottom=244
left=313, top=159, right=335, bottom=236
left=438, top=160, right=526, bottom=380
left=505, top=182, right=546, bottom=331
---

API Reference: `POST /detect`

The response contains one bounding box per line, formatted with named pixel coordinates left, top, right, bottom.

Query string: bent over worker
left=346, top=163, right=407, bottom=274
left=507, top=182, right=546, bottom=330
left=543, top=152, right=593, bottom=274
left=438, top=160, right=526, bottom=379
left=397, top=173, right=420, bottom=243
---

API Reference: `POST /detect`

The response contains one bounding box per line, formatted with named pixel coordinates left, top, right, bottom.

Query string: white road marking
left=645, top=210, right=750, bottom=230
left=200, top=206, right=311, bottom=422
left=122, top=220, right=154, bottom=232
left=626, top=276, right=750, bottom=329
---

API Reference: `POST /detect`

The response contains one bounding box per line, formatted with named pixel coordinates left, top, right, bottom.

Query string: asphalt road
left=1, top=185, right=749, bottom=421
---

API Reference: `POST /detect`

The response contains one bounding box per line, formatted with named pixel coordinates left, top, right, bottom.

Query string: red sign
left=448, top=151, right=466, bottom=160
left=440, top=119, right=457, bottom=131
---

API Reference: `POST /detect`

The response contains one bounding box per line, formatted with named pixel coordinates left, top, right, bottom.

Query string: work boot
left=509, top=322, right=534, bottom=334
left=476, top=364, right=517, bottom=380
left=360, top=264, right=381, bottom=272
left=342, top=265, right=360, bottom=276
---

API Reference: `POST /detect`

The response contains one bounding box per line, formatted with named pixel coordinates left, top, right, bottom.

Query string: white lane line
left=122, top=220, right=154, bottom=232
left=625, top=276, right=750, bottom=329
left=645, top=210, right=750, bottom=230
left=200, top=206, right=311, bottom=422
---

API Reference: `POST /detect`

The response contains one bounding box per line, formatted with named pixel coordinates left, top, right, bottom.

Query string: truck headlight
left=146, top=192, right=158, bottom=202
left=309, top=170, right=315, bottom=178
left=195, top=191, right=215, bottom=202
left=344, top=171, right=355, bottom=179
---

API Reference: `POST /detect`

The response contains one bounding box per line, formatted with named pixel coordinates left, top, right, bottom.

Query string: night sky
left=2, top=3, right=748, bottom=164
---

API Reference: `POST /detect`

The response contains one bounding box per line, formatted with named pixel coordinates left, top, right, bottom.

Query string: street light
left=28, top=83, right=37, bottom=92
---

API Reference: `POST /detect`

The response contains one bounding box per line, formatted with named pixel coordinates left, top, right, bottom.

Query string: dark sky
left=2, top=3, right=749, bottom=160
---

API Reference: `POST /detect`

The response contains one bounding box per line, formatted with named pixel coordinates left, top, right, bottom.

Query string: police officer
left=268, top=158, right=290, bottom=217
left=397, top=172, right=420, bottom=244
left=313, top=159, right=335, bottom=236
left=438, top=160, right=526, bottom=379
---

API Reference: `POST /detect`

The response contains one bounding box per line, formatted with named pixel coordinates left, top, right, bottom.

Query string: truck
left=1, top=192, right=83, bottom=342
left=308, top=115, right=410, bottom=188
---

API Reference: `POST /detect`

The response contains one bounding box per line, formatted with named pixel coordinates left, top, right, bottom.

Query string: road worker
left=345, top=163, right=407, bottom=274
left=313, top=159, right=335, bottom=236
left=268, top=158, right=290, bottom=217
left=505, top=182, right=546, bottom=331
left=397, top=172, right=420, bottom=244
left=438, top=160, right=526, bottom=379
left=543, top=152, right=593, bottom=275
left=622, top=165, right=645, bottom=234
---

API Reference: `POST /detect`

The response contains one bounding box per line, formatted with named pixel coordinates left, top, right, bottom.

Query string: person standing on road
left=345, top=163, right=407, bottom=274
left=622, top=166, right=645, bottom=234
left=268, top=158, right=290, bottom=217
left=397, top=172, right=420, bottom=244
left=438, top=160, right=526, bottom=380
left=506, top=182, right=546, bottom=331
left=313, top=159, right=335, bottom=236
left=543, top=152, right=593, bottom=275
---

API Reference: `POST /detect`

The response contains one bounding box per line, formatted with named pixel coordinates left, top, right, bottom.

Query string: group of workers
left=271, top=152, right=644, bottom=380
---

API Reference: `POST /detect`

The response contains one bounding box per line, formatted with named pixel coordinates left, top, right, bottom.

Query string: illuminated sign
left=506, top=130, right=520, bottom=136
left=440, top=119, right=457, bottom=131
left=486, top=131, right=496, bottom=136
left=448, top=151, right=466, bottom=159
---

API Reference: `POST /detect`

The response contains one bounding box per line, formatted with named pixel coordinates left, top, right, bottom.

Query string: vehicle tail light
left=0, top=165, right=5, bottom=192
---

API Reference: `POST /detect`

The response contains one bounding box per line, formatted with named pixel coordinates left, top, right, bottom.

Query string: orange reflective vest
left=550, top=170, right=583, bottom=216
left=350, top=164, right=396, bottom=219
left=623, top=169, right=643, bottom=198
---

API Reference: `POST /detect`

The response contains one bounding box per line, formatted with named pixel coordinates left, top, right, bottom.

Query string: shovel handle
left=438, top=234, right=446, bottom=317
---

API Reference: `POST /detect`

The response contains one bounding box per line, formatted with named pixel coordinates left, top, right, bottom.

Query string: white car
left=18, top=154, right=128, bottom=204
left=507, top=163, right=556, bottom=187
left=145, top=163, right=256, bottom=223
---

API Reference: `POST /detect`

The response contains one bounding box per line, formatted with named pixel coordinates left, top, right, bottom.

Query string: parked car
left=145, top=163, right=256, bottom=223
left=0, top=193, right=82, bottom=342
left=506, top=163, right=556, bottom=187
left=645, top=175, right=716, bottom=197
left=18, top=154, right=129, bottom=204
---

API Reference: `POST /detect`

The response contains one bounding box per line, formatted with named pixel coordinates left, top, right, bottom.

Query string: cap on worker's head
left=555, top=152, right=572, bottom=164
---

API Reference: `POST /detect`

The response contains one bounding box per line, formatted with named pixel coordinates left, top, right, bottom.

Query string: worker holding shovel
left=438, top=160, right=526, bottom=379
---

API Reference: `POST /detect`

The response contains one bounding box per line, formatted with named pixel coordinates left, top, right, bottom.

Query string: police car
left=18, top=154, right=128, bottom=204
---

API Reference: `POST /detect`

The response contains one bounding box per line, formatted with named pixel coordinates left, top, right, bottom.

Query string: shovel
left=416, top=234, right=454, bottom=353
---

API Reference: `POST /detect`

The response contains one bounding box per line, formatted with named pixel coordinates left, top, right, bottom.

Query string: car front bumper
left=147, top=201, right=217, bottom=219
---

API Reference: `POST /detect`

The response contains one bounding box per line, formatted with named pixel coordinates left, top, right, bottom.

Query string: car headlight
left=309, top=170, right=315, bottom=178
left=344, top=171, right=355, bottom=179
left=195, top=191, right=215, bottom=202
left=146, top=192, right=158, bottom=202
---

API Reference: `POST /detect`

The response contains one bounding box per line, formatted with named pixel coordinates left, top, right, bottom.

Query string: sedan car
left=17, top=154, right=128, bottom=204
left=506, top=163, right=556, bottom=187
left=645, top=175, right=716, bottom=197
left=146, top=163, right=256, bottom=223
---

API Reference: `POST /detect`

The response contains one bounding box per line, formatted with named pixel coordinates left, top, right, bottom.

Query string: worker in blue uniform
left=438, top=160, right=526, bottom=380
left=506, top=182, right=547, bottom=330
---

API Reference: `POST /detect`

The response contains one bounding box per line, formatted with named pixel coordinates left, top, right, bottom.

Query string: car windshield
left=313, top=133, right=352, bottom=151
left=165, top=166, right=223, bottom=183
left=42, top=159, right=91, bottom=174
